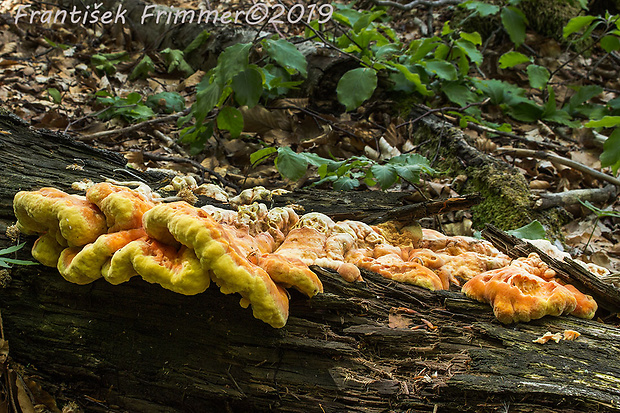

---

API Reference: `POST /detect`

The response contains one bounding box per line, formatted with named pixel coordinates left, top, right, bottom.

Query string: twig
left=535, top=185, right=618, bottom=210
left=77, top=109, right=191, bottom=141
left=142, top=152, right=240, bottom=193
left=395, top=99, right=489, bottom=129
left=496, top=147, right=620, bottom=188
left=371, top=0, right=464, bottom=10
left=435, top=113, right=567, bottom=152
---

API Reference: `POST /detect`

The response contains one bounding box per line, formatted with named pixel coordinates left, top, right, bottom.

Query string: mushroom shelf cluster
left=13, top=183, right=598, bottom=327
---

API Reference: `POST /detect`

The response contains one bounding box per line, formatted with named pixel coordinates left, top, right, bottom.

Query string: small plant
left=95, top=91, right=155, bottom=123
left=579, top=200, right=620, bottom=253
left=0, top=243, right=38, bottom=268
left=251, top=148, right=434, bottom=190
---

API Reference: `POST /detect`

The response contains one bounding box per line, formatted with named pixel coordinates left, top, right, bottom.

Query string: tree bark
left=1, top=111, right=620, bottom=413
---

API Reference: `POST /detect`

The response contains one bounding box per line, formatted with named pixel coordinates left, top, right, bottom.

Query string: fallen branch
left=496, top=147, right=620, bottom=188
left=78, top=109, right=191, bottom=141
left=535, top=185, right=618, bottom=210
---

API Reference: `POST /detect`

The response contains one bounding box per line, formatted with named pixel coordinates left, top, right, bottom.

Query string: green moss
left=408, top=123, right=570, bottom=237
left=465, top=163, right=533, bottom=230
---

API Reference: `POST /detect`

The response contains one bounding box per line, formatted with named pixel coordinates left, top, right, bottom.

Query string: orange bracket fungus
left=104, top=237, right=210, bottom=295
left=86, top=182, right=155, bottom=232
left=462, top=255, right=598, bottom=324
left=14, top=188, right=107, bottom=248
left=13, top=184, right=600, bottom=328
left=142, top=202, right=290, bottom=328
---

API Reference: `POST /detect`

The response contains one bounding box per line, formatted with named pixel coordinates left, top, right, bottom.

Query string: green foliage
left=0, top=243, right=38, bottom=268
left=216, top=106, right=244, bottom=138
left=96, top=91, right=155, bottom=122
left=91, top=52, right=129, bottom=75
left=130, top=55, right=155, bottom=80
left=145, top=92, right=185, bottom=114
left=336, top=68, right=378, bottom=111
left=252, top=146, right=434, bottom=190
left=498, top=51, right=531, bottom=69
left=171, top=2, right=620, bottom=189
left=506, top=220, right=547, bottom=240
left=47, top=88, right=62, bottom=104
left=161, top=48, right=194, bottom=76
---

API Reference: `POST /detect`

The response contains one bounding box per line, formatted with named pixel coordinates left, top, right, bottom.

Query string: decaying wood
left=272, top=191, right=482, bottom=225
left=535, top=185, right=618, bottom=210
left=3, top=112, right=620, bottom=412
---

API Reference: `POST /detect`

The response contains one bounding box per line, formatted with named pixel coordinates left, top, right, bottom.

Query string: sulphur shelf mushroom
left=462, top=255, right=597, bottom=324
left=142, top=202, right=290, bottom=328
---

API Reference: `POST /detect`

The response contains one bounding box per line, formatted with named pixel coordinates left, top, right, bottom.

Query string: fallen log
left=2, top=111, right=620, bottom=413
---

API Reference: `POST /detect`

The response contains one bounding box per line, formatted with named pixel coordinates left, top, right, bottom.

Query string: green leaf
left=0, top=257, right=38, bottom=266
left=600, top=128, right=620, bottom=174
left=276, top=146, right=308, bottom=180
left=498, top=51, right=531, bottom=68
left=47, top=88, right=62, bottom=104
left=455, top=39, right=483, bottom=65
left=215, top=43, right=251, bottom=84
left=389, top=63, right=431, bottom=95
left=250, top=147, right=278, bottom=166
left=461, top=1, right=500, bottom=17
left=460, top=31, right=482, bottom=46
left=563, top=15, right=598, bottom=38
left=580, top=199, right=620, bottom=218
left=370, top=164, right=398, bottom=189
left=0, top=242, right=27, bottom=256
left=184, top=30, right=210, bottom=55
left=424, top=60, right=457, bottom=81
left=216, top=106, right=244, bottom=138
left=129, top=55, right=154, bottom=80
left=333, top=176, right=360, bottom=191
left=567, top=85, right=603, bottom=113
left=507, top=100, right=543, bottom=122
left=441, top=82, right=477, bottom=107
left=336, top=68, right=378, bottom=111
left=408, top=37, right=441, bottom=62
left=232, top=67, right=263, bottom=108
left=193, top=81, right=221, bottom=124
left=501, top=6, right=527, bottom=47
left=264, top=39, right=308, bottom=77
left=601, top=35, right=620, bottom=52
left=394, top=165, right=421, bottom=183
left=585, top=116, right=620, bottom=128
left=146, top=92, right=185, bottom=114
left=527, top=64, right=550, bottom=89
left=507, top=220, right=547, bottom=240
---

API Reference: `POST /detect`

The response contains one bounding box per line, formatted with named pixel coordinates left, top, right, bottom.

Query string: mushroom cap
left=14, top=188, right=107, bottom=247
left=104, top=237, right=210, bottom=295
left=348, top=246, right=445, bottom=290
left=142, top=202, right=289, bottom=328
left=86, top=182, right=155, bottom=232
left=31, top=233, right=65, bottom=267
left=57, top=228, right=146, bottom=284
left=462, top=266, right=578, bottom=324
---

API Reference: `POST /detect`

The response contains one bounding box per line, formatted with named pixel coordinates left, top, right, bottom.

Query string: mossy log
left=2, top=112, right=620, bottom=412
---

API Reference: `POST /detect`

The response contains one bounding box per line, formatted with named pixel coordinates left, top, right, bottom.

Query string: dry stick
left=142, top=152, right=241, bottom=193
left=78, top=109, right=191, bottom=141
left=461, top=121, right=567, bottom=152
left=535, top=185, right=618, bottom=210
left=395, top=100, right=489, bottom=129
left=371, top=0, right=464, bottom=10
left=496, top=147, right=620, bottom=188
